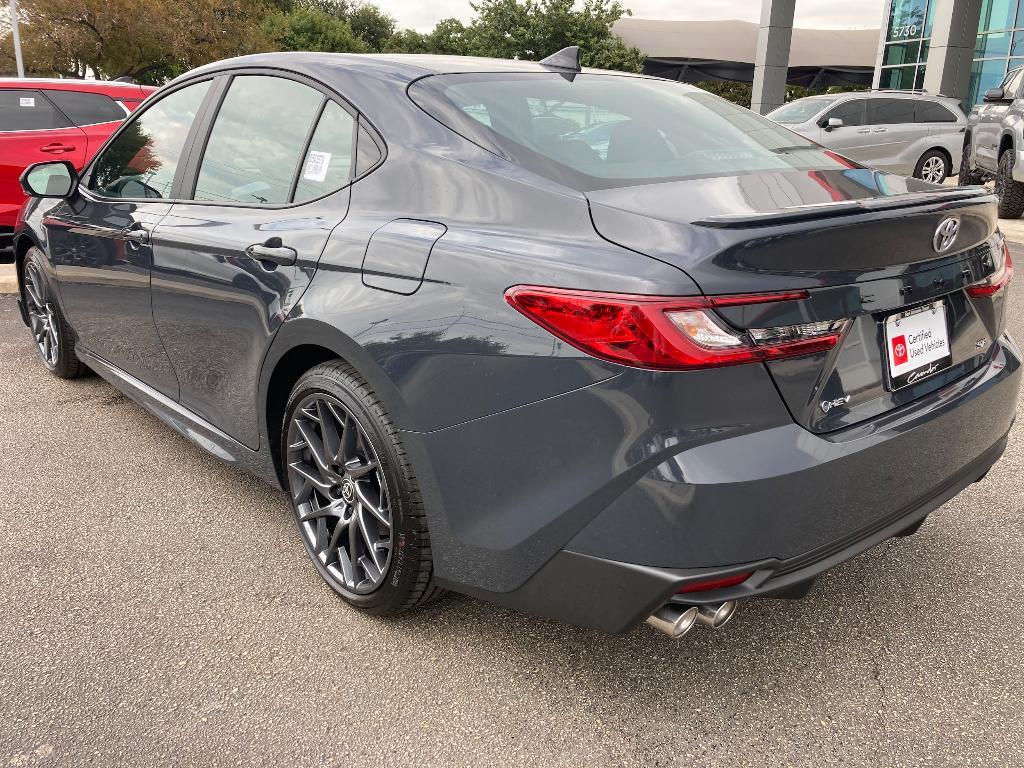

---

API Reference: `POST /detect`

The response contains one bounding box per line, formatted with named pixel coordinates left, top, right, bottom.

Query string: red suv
left=1, top=78, right=155, bottom=251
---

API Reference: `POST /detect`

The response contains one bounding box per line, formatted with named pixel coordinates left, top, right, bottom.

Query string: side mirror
left=19, top=160, right=79, bottom=199
left=984, top=87, right=1008, bottom=103
left=824, top=117, right=844, bottom=132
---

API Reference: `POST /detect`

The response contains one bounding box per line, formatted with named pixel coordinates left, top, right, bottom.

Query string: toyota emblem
left=933, top=216, right=960, bottom=253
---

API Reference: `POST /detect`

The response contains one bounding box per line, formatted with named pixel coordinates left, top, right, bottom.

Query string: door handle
left=872, top=127, right=887, bottom=133
left=857, top=128, right=871, bottom=134
left=120, top=224, right=150, bottom=245
left=40, top=143, right=77, bottom=154
left=246, top=240, right=297, bottom=267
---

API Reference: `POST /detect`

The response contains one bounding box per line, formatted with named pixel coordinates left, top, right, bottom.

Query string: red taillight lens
left=504, top=286, right=846, bottom=371
left=677, top=571, right=753, bottom=594
left=966, top=240, right=1014, bottom=297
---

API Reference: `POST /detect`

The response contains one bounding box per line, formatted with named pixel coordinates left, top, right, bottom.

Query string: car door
left=815, top=98, right=871, bottom=162
left=0, top=89, right=86, bottom=229
left=858, top=98, right=919, bottom=172
left=151, top=72, right=363, bottom=448
left=41, top=79, right=216, bottom=397
left=976, top=68, right=1024, bottom=168
left=42, top=88, right=133, bottom=161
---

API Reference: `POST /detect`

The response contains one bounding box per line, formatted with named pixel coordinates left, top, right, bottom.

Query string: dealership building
left=615, top=0, right=1024, bottom=114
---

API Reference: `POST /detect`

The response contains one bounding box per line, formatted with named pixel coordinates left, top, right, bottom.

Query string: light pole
left=8, top=0, right=24, bottom=78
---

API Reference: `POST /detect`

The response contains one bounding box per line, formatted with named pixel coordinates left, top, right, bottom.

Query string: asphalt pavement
left=2, top=255, right=1024, bottom=767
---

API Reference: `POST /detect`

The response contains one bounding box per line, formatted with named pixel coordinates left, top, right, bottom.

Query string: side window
left=293, top=101, right=355, bottom=203
left=44, top=90, right=125, bottom=126
left=869, top=98, right=916, bottom=125
left=193, top=76, right=323, bottom=205
left=1005, top=69, right=1024, bottom=98
left=355, top=124, right=382, bottom=176
left=88, top=80, right=211, bottom=200
left=822, top=99, right=866, bottom=127
left=0, top=90, right=69, bottom=131
left=915, top=100, right=958, bottom=123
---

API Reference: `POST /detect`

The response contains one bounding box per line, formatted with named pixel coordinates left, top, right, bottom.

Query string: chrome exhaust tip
left=695, top=600, right=738, bottom=629
left=645, top=605, right=700, bottom=639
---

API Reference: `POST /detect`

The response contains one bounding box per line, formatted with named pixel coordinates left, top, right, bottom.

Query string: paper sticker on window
left=20, top=97, right=35, bottom=108
left=303, top=151, right=331, bottom=183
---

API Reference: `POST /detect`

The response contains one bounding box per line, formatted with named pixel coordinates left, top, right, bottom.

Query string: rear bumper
left=435, top=336, right=1020, bottom=634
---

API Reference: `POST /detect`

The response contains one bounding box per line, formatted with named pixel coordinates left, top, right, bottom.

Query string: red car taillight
left=504, top=286, right=847, bottom=371
left=676, top=571, right=753, bottom=594
left=966, top=240, right=1014, bottom=297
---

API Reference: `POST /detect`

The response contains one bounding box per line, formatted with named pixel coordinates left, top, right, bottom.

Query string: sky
left=371, top=0, right=887, bottom=32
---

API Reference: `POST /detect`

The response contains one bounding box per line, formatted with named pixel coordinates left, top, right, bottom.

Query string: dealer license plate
left=884, top=301, right=952, bottom=390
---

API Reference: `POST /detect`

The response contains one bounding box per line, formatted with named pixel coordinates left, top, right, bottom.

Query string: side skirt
left=78, top=346, right=281, bottom=487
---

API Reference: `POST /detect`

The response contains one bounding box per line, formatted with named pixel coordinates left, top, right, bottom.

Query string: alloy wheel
left=921, top=156, right=947, bottom=184
left=23, top=262, right=59, bottom=367
left=286, top=394, right=393, bottom=594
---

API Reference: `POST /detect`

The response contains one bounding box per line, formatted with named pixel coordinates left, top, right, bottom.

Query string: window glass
left=88, top=80, right=210, bottom=199
left=969, top=58, right=1011, bottom=105
left=44, top=90, right=124, bottom=126
left=883, top=40, right=921, bottom=66
left=1004, top=67, right=1024, bottom=96
left=822, top=99, right=867, bottom=127
left=193, top=76, right=323, bottom=205
left=980, top=0, right=1017, bottom=32
left=916, top=100, right=958, bottom=122
left=976, top=31, right=1012, bottom=58
left=0, top=90, right=68, bottom=131
left=766, top=97, right=836, bottom=124
left=887, top=0, right=928, bottom=42
left=410, top=73, right=856, bottom=191
left=869, top=98, right=916, bottom=125
left=293, top=101, right=355, bottom=202
left=355, top=125, right=382, bottom=175
left=878, top=65, right=918, bottom=89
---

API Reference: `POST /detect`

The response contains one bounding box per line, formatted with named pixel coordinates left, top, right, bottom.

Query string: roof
left=613, top=18, right=880, bottom=67
left=0, top=78, right=154, bottom=96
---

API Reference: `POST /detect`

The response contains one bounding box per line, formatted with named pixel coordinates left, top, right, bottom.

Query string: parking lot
left=1, top=258, right=1023, bottom=767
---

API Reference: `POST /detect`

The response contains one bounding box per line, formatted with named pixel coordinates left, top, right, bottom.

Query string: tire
left=958, top=141, right=985, bottom=186
left=995, top=150, right=1024, bottom=219
left=282, top=360, right=441, bottom=614
left=21, top=247, right=89, bottom=379
left=914, top=149, right=949, bottom=184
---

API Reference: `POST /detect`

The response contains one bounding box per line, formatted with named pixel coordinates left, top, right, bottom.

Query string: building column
left=922, top=0, right=983, bottom=101
left=751, top=0, right=796, bottom=114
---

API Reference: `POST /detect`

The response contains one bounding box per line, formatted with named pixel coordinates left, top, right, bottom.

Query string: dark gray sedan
left=12, top=50, right=1020, bottom=639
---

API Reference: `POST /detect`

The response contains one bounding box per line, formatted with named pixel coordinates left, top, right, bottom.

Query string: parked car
left=11, top=51, right=1021, bottom=639
left=768, top=91, right=967, bottom=184
left=0, top=78, right=155, bottom=252
left=959, top=66, right=1024, bottom=218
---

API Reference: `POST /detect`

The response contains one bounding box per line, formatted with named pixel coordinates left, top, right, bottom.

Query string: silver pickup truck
left=960, top=65, right=1024, bottom=217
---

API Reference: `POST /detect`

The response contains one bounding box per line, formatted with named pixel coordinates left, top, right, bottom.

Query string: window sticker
left=20, top=97, right=35, bottom=108
left=302, top=151, right=331, bottom=182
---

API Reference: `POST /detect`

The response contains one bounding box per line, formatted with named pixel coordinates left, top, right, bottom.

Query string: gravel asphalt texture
left=2, top=249, right=1024, bottom=767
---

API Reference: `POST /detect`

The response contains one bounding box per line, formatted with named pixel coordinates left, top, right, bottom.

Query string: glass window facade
left=880, top=0, right=935, bottom=90
left=967, top=0, right=1024, bottom=105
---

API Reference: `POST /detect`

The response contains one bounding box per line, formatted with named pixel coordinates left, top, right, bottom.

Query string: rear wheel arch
left=260, top=319, right=414, bottom=485
left=999, top=132, right=1015, bottom=159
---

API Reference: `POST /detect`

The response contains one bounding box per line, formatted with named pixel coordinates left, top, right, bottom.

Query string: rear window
left=915, top=100, right=958, bottom=123
left=767, top=97, right=836, bottom=124
left=44, top=90, right=125, bottom=126
left=409, top=73, right=852, bottom=191
left=0, top=89, right=69, bottom=131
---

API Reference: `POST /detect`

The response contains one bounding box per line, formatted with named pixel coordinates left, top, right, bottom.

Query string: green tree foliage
left=263, top=6, right=368, bottom=53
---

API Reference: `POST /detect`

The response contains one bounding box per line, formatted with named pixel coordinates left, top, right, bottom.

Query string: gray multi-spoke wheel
left=914, top=149, right=949, bottom=185
left=20, top=247, right=88, bottom=379
left=23, top=261, right=59, bottom=367
left=283, top=360, right=441, bottom=613
left=287, top=393, right=393, bottom=594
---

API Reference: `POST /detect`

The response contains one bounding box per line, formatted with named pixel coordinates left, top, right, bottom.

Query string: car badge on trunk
left=933, top=217, right=960, bottom=253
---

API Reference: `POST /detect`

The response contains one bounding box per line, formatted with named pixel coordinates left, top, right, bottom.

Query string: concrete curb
left=0, top=263, right=16, bottom=294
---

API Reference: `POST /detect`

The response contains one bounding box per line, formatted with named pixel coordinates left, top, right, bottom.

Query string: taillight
left=504, top=286, right=847, bottom=371
left=966, top=239, right=1014, bottom=297
left=677, top=571, right=753, bottom=594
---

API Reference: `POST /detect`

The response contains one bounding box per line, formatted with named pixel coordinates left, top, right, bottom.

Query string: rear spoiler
left=694, top=186, right=994, bottom=229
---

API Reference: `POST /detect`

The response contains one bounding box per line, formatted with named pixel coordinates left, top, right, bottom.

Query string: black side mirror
left=19, top=160, right=79, bottom=199
left=984, top=87, right=1009, bottom=103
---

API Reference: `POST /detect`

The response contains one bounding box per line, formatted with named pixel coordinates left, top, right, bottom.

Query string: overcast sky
left=372, top=0, right=886, bottom=32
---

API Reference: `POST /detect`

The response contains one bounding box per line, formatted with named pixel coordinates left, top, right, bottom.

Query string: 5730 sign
left=891, top=23, right=920, bottom=39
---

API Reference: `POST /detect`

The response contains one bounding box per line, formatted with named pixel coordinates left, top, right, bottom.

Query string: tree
left=263, top=6, right=368, bottom=53
left=463, top=0, right=644, bottom=72
left=386, top=18, right=470, bottom=56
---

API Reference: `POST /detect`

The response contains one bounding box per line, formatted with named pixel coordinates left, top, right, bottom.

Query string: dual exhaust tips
left=645, top=601, right=737, bottom=639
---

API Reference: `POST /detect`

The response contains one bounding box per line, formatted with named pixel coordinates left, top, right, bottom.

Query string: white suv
left=768, top=91, right=967, bottom=184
